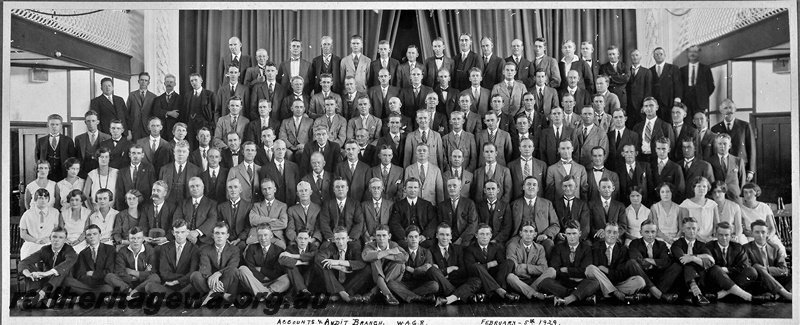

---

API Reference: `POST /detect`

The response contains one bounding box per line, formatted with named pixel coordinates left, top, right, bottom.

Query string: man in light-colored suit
left=423, top=37, right=455, bottom=89
left=404, top=143, right=444, bottom=206
left=312, top=97, right=348, bottom=147
left=505, top=222, right=556, bottom=300
left=403, top=110, right=444, bottom=169
left=532, top=37, right=561, bottom=88
left=476, top=110, right=513, bottom=167
left=442, top=111, right=477, bottom=172
left=367, top=69, right=400, bottom=119
left=572, top=106, right=609, bottom=167
left=545, top=139, right=589, bottom=201
left=362, top=178, right=395, bottom=244
left=127, top=72, right=158, bottom=140
left=216, top=65, right=250, bottom=119
left=213, top=96, right=249, bottom=151
left=491, top=62, right=527, bottom=117
left=340, top=35, right=371, bottom=92
left=510, top=177, right=560, bottom=256
left=596, top=75, right=621, bottom=114
left=307, top=73, right=342, bottom=120
left=248, top=178, right=288, bottom=248
left=472, top=143, right=513, bottom=204
left=278, top=99, right=314, bottom=161
left=285, top=181, right=323, bottom=247
left=227, top=141, right=262, bottom=203
left=277, top=38, right=313, bottom=95
left=459, top=68, right=492, bottom=116
left=591, top=94, right=613, bottom=134
left=366, top=145, right=405, bottom=202
left=709, top=134, right=746, bottom=202
left=442, top=149, right=473, bottom=199
left=347, top=97, right=382, bottom=145
left=396, top=45, right=426, bottom=90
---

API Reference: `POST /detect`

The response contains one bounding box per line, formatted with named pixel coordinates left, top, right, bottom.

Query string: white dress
left=61, top=206, right=91, bottom=253
left=680, top=199, right=718, bottom=242
left=56, top=178, right=86, bottom=209
left=90, top=208, right=118, bottom=245
left=650, top=201, right=680, bottom=242
left=625, top=205, right=651, bottom=241
left=87, top=168, right=118, bottom=203
left=26, top=180, right=57, bottom=208
left=19, top=206, right=60, bottom=259
left=740, top=202, right=785, bottom=249
left=716, top=199, right=748, bottom=243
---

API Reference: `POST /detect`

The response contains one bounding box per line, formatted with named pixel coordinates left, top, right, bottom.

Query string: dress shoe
left=632, top=293, right=651, bottom=302
left=751, top=293, right=774, bottom=304
left=411, top=295, right=436, bottom=305
left=553, top=297, right=567, bottom=307
left=703, top=293, right=718, bottom=303
left=361, top=291, right=378, bottom=303
left=585, top=295, right=597, bottom=305
left=434, top=297, right=448, bottom=307
left=691, top=294, right=710, bottom=306
left=503, top=292, right=520, bottom=303
left=385, top=294, right=400, bottom=306
left=466, top=293, right=486, bottom=303
left=17, top=297, right=34, bottom=311
left=660, top=293, right=679, bottom=304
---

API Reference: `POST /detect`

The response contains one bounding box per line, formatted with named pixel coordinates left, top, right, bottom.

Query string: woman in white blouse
left=23, top=160, right=57, bottom=210
left=19, top=188, right=60, bottom=259
left=648, top=182, right=681, bottom=246
left=709, top=180, right=747, bottom=243
left=678, top=176, right=719, bottom=243
left=55, top=157, right=85, bottom=210
left=624, top=186, right=650, bottom=246
left=740, top=183, right=785, bottom=252
left=59, top=189, right=91, bottom=253
left=83, top=147, right=118, bottom=211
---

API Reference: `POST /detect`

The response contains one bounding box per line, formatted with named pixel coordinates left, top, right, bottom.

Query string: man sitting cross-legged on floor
left=705, top=221, right=772, bottom=304
left=315, top=226, right=373, bottom=303
left=505, top=221, right=557, bottom=301
left=238, top=223, right=291, bottom=300
left=463, top=223, right=521, bottom=303
left=279, top=227, right=321, bottom=301
left=429, top=223, right=483, bottom=306
left=386, top=225, right=442, bottom=305
left=360, top=224, right=409, bottom=305
left=104, top=227, right=160, bottom=302
left=190, top=221, right=241, bottom=306
left=625, top=219, right=680, bottom=303
left=145, top=218, right=201, bottom=294
left=63, top=225, right=115, bottom=298
left=540, top=220, right=601, bottom=306
left=584, top=222, right=646, bottom=303
left=17, top=226, right=78, bottom=310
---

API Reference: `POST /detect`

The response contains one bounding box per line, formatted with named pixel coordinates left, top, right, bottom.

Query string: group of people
left=17, top=33, right=790, bottom=311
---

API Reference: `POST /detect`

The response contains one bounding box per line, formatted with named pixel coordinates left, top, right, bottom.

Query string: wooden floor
left=8, top=296, right=793, bottom=318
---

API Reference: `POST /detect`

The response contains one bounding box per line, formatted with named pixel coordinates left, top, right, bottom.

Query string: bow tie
left=561, top=160, right=572, bottom=165
left=593, top=167, right=605, bottom=172
left=441, top=87, right=448, bottom=92
left=291, top=57, right=300, bottom=61
left=435, top=57, right=443, bottom=60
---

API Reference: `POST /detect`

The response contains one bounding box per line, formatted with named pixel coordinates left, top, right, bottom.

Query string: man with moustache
left=285, top=181, right=323, bottom=247
left=173, top=177, right=219, bottom=247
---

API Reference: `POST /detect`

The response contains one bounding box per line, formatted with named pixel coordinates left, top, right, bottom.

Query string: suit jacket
left=215, top=83, right=250, bottom=118
left=402, top=246, right=434, bottom=281
left=628, top=238, right=672, bottom=270
left=389, top=198, right=438, bottom=241
left=464, top=241, right=506, bottom=267
left=197, top=242, right=241, bottom=277
left=314, top=241, right=366, bottom=271
left=250, top=81, right=288, bottom=121
left=506, top=238, right=548, bottom=277
left=114, top=244, right=157, bottom=281
left=318, top=197, right=364, bottom=241
left=98, top=137, right=132, bottom=170
left=453, top=51, right=484, bottom=91
left=138, top=200, right=178, bottom=240
left=537, top=125, right=573, bottom=166
left=587, top=199, right=627, bottom=240
left=334, top=160, right=371, bottom=202
left=378, top=125, right=411, bottom=156
left=553, top=196, right=591, bottom=242
left=91, top=94, right=128, bottom=134
left=403, top=129, right=444, bottom=168
left=159, top=162, right=201, bottom=203
left=434, top=86, right=459, bottom=117
left=312, top=114, right=348, bottom=147
left=126, top=90, right=158, bottom=140
left=243, top=242, right=286, bottom=282
left=35, top=134, right=76, bottom=177
left=561, top=87, right=592, bottom=110
left=549, top=241, right=592, bottom=280
left=184, top=89, right=217, bottom=134
left=423, top=56, right=455, bottom=89
left=480, top=54, right=505, bottom=89
left=242, top=65, right=270, bottom=89
left=404, top=163, right=444, bottom=206
left=586, top=168, right=620, bottom=201
left=277, top=58, right=313, bottom=94
left=475, top=129, right=513, bottom=167
left=442, top=168, right=473, bottom=199
left=115, top=162, right=156, bottom=209
left=606, top=128, right=640, bottom=172
left=581, top=58, right=601, bottom=93
left=531, top=85, right=560, bottom=117
left=710, top=119, right=756, bottom=172
left=259, top=159, right=300, bottom=205
left=222, top=198, right=255, bottom=243
left=362, top=198, right=394, bottom=241
left=506, top=56, right=536, bottom=89
left=367, top=57, right=401, bottom=88
left=243, top=117, right=281, bottom=146
left=199, top=167, right=229, bottom=202
left=707, top=241, right=750, bottom=274
left=219, top=54, right=253, bottom=85
left=459, top=87, right=492, bottom=117
left=671, top=237, right=713, bottom=269
left=220, top=148, right=244, bottom=170
left=340, top=54, right=372, bottom=92
left=590, top=240, right=631, bottom=282
left=152, top=92, right=186, bottom=142
left=510, top=197, right=559, bottom=238
left=310, top=54, right=343, bottom=94
left=616, top=161, right=652, bottom=206
left=558, top=59, right=594, bottom=92
left=395, top=61, right=425, bottom=90
left=442, top=131, right=478, bottom=172
left=227, top=162, right=262, bottom=202
left=347, top=114, right=382, bottom=144
left=436, top=197, right=478, bottom=244
left=533, top=55, right=561, bottom=88
left=358, top=144, right=377, bottom=167
left=545, top=160, right=589, bottom=201
left=366, top=164, right=405, bottom=202
left=650, top=63, right=683, bottom=111
left=683, top=158, right=715, bottom=185
left=340, top=91, right=369, bottom=119
left=625, top=66, right=653, bottom=120
left=300, top=140, right=343, bottom=175
left=19, top=244, right=77, bottom=278
left=472, top=164, right=513, bottom=204
left=398, top=85, right=434, bottom=118
left=670, top=123, right=699, bottom=161
left=430, top=243, right=467, bottom=278
left=74, top=243, right=115, bottom=284
left=213, top=115, right=249, bottom=150
left=475, top=199, right=513, bottom=245
left=708, top=154, right=746, bottom=198
left=278, top=116, right=314, bottom=151
left=696, top=129, right=718, bottom=161
left=135, top=137, right=171, bottom=170
left=74, top=132, right=111, bottom=177
left=742, top=241, right=788, bottom=276
left=286, top=202, right=323, bottom=243
left=563, top=112, right=583, bottom=129
left=157, top=241, right=200, bottom=288
left=599, top=61, right=631, bottom=110
left=174, top=196, right=219, bottom=245
left=652, top=159, right=686, bottom=202
left=307, top=92, right=343, bottom=120
left=491, top=80, right=527, bottom=116
left=571, top=125, right=609, bottom=167
left=680, top=63, right=715, bottom=111
left=508, top=157, right=546, bottom=200
left=301, top=171, right=333, bottom=206
left=367, top=85, right=400, bottom=119
left=632, top=118, right=675, bottom=159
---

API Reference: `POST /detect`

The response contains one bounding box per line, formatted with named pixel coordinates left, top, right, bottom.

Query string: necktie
left=443, top=248, right=450, bottom=261
left=421, top=130, right=427, bottom=144
left=91, top=246, right=97, bottom=262
left=451, top=199, right=458, bottom=212
left=263, top=247, right=269, bottom=261
left=583, top=126, right=588, bottom=138
left=350, top=162, right=356, bottom=174
left=472, top=87, right=478, bottom=101
left=247, top=164, right=253, bottom=180
left=523, top=160, right=531, bottom=177
left=414, top=87, right=420, bottom=97
left=507, top=81, right=513, bottom=94
left=132, top=165, right=138, bottom=184
left=564, top=198, right=572, bottom=215
left=727, top=122, right=733, bottom=131
left=266, top=201, right=272, bottom=216
left=486, top=164, right=494, bottom=179
left=327, top=116, right=333, bottom=128
left=177, top=164, right=183, bottom=176
left=303, top=205, right=308, bottom=217
left=419, top=164, right=426, bottom=185
left=231, top=116, right=237, bottom=129
left=278, top=163, right=283, bottom=176
left=193, top=200, right=199, bottom=211
left=603, top=200, right=609, bottom=214
left=645, top=121, right=653, bottom=143
left=53, top=251, right=59, bottom=266
left=687, top=242, right=693, bottom=255
left=484, top=56, right=489, bottom=65
left=489, top=131, right=496, bottom=144
left=268, top=83, right=274, bottom=99
left=606, top=245, right=613, bottom=262
left=217, top=247, right=223, bottom=265
left=569, top=246, right=576, bottom=263
left=151, top=139, right=157, bottom=153
left=721, top=156, right=727, bottom=172
left=410, top=250, right=416, bottom=263
left=628, top=165, right=634, bottom=179
left=51, top=135, right=57, bottom=150
left=338, top=250, right=347, bottom=282
left=267, top=147, right=273, bottom=160
left=232, top=56, right=239, bottom=67
left=538, top=87, right=544, bottom=102
left=761, top=246, right=768, bottom=266
left=528, top=199, right=534, bottom=209
left=39, top=210, right=45, bottom=223
left=316, top=175, right=323, bottom=190
left=211, top=169, right=217, bottom=185
left=374, top=201, right=380, bottom=213
left=353, top=55, right=359, bottom=67
left=647, top=243, right=653, bottom=259
left=231, top=202, right=238, bottom=219
left=658, top=160, right=665, bottom=174
left=685, top=160, right=691, bottom=170
left=90, top=133, right=96, bottom=146
left=338, top=201, right=344, bottom=214
left=690, top=66, right=696, bottom=86
left=489, top=201, right=495, bottom=212
left=482, top=246, right=488, bottom=258
left=177, top=244, right=183, bottom=263
left=230, top=85, right=235, bottom=96
left=615, top=131, right=621, bottom=145
left=154, top=204, right=160, bottom=218
left=382, top=166, right=389, bottom=178
left=656, top=65, right=662, bottom=77
left=555, top=127, right=560, bottom=140
left=453, top=168, right=460, bottom=179
left=721, top=247, right=727, bottom=265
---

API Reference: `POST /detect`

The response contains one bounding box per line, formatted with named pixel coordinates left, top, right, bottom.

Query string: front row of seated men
left=18, top=214, right=789, bottom=309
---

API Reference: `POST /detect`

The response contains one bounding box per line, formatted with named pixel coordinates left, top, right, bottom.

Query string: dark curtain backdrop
left=180, top=9, right=636, bottom=94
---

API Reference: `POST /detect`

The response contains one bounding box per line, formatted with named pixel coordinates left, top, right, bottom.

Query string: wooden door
left=752, top=112, right=791, bottom=203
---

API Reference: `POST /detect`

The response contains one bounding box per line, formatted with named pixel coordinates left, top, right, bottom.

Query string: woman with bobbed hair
left=55, top=157, right=85, bottom=210
left=82, top=147, right=118, bottom=211
left=59, top=189, right=91, bottom=253
left=708, top=180, right=746, bottom=243
left=23, top=160, right=57, bottom=210
left=111, top=189, right=144, bottom=249
left=740, top=183, right=785, bottom=252
left=678, top=176, right=719, bottom=242
left=648, top=182, right=681, bottom=245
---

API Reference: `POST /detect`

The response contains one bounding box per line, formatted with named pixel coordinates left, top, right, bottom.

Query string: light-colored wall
left=753, top=59, right=791, bottom=113
left=9, top=67, right=69, bottom=123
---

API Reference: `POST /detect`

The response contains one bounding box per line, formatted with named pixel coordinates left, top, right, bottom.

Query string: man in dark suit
left=388, top=178, right=438, bottom=249
left=300, top=152, right=333, bottom=206
left=680, top=137, right=715, bottom=185
left=173, top=177, right=219, bottom=247
left=617, top=144, right=653, bottom=206
left=250, top=63, right=288, bottom=121
left=199, top=148, right=228, bottom=202
left=300, top=126, right=342, bottom=175
left=599, top=46, right=630, bottom=111
left=244, top=100, right=281, bottom=146
left=532, top=37, right=561, bottom=88
left=553, top=177, right=591, bottom=244
left=584, top=223, right=646, bottom=302
left=626, top=50, right=653, bottom=128
left=711, top=99, right=756, bottom=181
left=376, top=113, right=407, bottom=166
left=508, top=138, right=547, bottom=200
left=743, top=220, right=793, bottom=301
left=219, top=132, right=244, bottom=169
left=587, top=179, right=627, bottom=243
left=558, top=40, right=594, bottom=93
left=310, top=36, right=343, bottom=94
left=478, top=37, right=505, bottom=89
left=671, top=217, right=715, bottom=305
left=531, top=69, right=560, bottom=117
left=62, top=225, right=115, bottom=296
left=650, top=47, right=683, bottom=122
left=542, top=220, right=601, bottom=306
left=428, top=223, right=484, bottom=306
left=185, top=73, right=217, bottom=148
left=398, top=69, right=434, bottom=119
left=368, top=40, right=401, bottom=88
left=277, top=38, right=312, bottom=95
left=259, top=139, right=300, bottom=206
left=579, top=41, right=600, bottom=93
left=561, top=71, right=593, bottom=109
left=368, top=69, right=400, bottom=119
left=361, top=178, right=394, bottom=244
left=386, top=225, right=440, bottom=304
left=367, top=145, right=404, bottom=202
left=218, top=36, right=253, bottom=85
left=453, top=33, right=485, bottom=91
left=334, top=140, right=370, bottom=202
left=36, top=114, right=76, bottom=181
left=680, top=45, right=715, bottom=126
left=104, top=227, right=160, bottom=300
left=586, top=147, right=621, bottom=201
left=434, top=70, right=459, bottom=116
left=17, top=227, right=77, bottom=309
left=315, top=226, right=373, bottom=303
left=74, top=110, right=111, bottom=178
left=340, top=76, right=369, bottom=119
left=506, top=39, right=535, bottom=89
left=127, top=72, right=158, bottom=140
left=144, top=219, right=200, bottom=294
left=709, top=134, right=746, bottom=202
left=474, top=180, right=513, bottom=246
left=237, top=224, right=291, bottom=297
left=152, top=74, right=184, bottom=142
left=396, top=45, right=425, bottom=90
left=215, top=66, right=250, bottom=120
left=159, top=140, right=201, bottom=204
left=627, top=220, right=681, bottom=303
left=190, top=222, right=242, bottom=305
left=91, top=77, right=128, bottom=135
left=135, top=117, right=171, bottom=172
left=607, top=109, right=640, bottom=173
left=633, top=97, right=675, bottom=163
left=459, top=69, right=492, bottom=117
left=98, top=120, right=133, bottom=170
left=651, top=138, right=686, bottom=202
left=537, top=107, right=572, bottom=166
left=242, top=48, right=269, bottom=89
left=463, top=224, right=520, bottom=302
left=705, top=221, right=770, bottom=303
left=115, top=145, right=156, bottom=209
left=670, top=103, right=699, bottom=161
left=693, top=112, right=717, bottom=161
left=423, top=37, right=455, bottom=90
left=278, top=228, right=320, bottom=296
left=437, top=178, right=479, bottom=246
left=138, top=181, right=178, bottom=244
left=318, top=178, right=364, bottom=244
